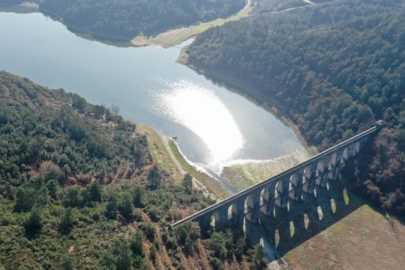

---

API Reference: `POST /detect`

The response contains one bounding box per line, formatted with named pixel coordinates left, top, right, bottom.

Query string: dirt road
left=158, top=133, right=186, bottom=175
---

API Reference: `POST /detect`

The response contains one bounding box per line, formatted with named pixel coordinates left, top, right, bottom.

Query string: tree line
left=186, top=0, right=405, bottom=215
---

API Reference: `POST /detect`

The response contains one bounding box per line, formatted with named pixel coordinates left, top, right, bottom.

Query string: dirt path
left=197, top=239, right=211, bottom=270
left=155, top=248, right=166, bottom=270
left=155, top=225, right=174, bottom=269
left=253, top=0, right=319, bottom=16
left=241, top=255, right=251, bottom=269
left=3, top=86, right=10, bottom=96
left=111, top=158, right=125, bottom=184
left=122, top=160, right=131, bottom=180
left=179, top=252, right=196, bottom=270
left=143, top=242, right=157, bottom=270
left=139, top=210, right=175, bottom=269
left=159, top=134, right=185, bottom=175
left=138, top=212, right=160, bottom=269
left=158, top=134, right=218, bottom=199
left=127, top=221, right=136, bottom=233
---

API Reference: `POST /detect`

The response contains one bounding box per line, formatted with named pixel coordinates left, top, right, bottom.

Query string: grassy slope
left=168, top=140, right=232, bottom=199
left=137, top=124, right=184, bottom=183
left=265, top=165, right=405, bottom=269
left=284, top=197, right=405, bottom=269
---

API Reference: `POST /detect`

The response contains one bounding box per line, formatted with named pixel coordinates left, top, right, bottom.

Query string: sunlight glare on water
left=154, top=79, right=245, bottom=164
left=0, top=12, right=304, bottom=179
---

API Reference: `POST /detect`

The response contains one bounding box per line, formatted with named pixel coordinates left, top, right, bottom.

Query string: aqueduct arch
left=170, top=122, right=383, bottom=230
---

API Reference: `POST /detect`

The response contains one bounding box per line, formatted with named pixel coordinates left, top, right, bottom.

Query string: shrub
left=60, top=207, right=76, bottom=234
left=147, top=205, right=160, bottom=222
left=149, top=245, right=157, bottom=261
left=24, top=205, right=43, bottom=233
left=130, top=231, right=145, bottom=257
left=138, top=222, right=156, bottom=241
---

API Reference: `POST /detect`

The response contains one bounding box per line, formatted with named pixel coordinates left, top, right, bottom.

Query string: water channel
left=0, top=12, right=303, bottom=180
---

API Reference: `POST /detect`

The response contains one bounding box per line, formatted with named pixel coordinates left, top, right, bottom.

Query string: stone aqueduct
left=171, top=122, right=384, bottom=230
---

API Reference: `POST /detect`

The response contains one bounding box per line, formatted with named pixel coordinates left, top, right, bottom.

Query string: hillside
left=0, top=71, right=265, bottom=269
left=4, top=0, right=246, bottom=41
left=184, top=0, right=405, bottom=216
left=0, top=71, right=152, bottom=186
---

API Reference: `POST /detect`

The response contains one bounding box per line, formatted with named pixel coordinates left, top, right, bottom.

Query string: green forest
left=0, top=72, right=265, bottom=269
left=35, top=0, right=245, bottom=41
left=2, top=0, right=405, bottom=268
left=186, top=0, right=405, bottom=215
left=0, top=71, right=152, bottom=186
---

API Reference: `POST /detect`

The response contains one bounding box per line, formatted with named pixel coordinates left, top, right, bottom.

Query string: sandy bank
left=221, top=149, right=310, bottom=192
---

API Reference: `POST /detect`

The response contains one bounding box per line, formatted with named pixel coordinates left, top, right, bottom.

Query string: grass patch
left=221, top=149, right=310, bottom=191
left=136, top=124, right=183, bottom=182
left=283, top=180, right=405, bottom=270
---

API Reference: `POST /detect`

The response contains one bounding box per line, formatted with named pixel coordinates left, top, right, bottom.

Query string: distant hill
left=185, top=0, right=405, bottom=215
left=36, top=0, right=245, bottom=41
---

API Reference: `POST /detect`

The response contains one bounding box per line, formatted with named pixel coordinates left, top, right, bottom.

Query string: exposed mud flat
left=221, top=149, right=310, bottom=192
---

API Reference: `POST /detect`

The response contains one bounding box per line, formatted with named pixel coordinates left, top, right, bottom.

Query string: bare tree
left=111, top=104, right=120, bottom=116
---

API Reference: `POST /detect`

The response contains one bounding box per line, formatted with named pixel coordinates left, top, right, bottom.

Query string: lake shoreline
left=176, top=45, right=318, bottom=157
left=1, top=0, right=252, bottom=48
left=136, top=123, right=230, bottom=199
left=220, top=148, right=310, bottom=191
left=130, top=0, right=253, bottom=48
left=0, top=11, right=309, bottom=199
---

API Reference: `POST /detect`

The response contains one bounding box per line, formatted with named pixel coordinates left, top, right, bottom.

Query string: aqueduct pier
left=170, top=121, right=384, bottom=230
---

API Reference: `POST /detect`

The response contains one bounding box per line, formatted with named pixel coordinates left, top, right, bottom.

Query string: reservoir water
left=0, top=12, right=303, bottom=177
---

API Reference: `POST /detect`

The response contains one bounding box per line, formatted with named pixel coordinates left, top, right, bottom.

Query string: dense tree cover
left=0, top=71, right=152, bottom=190
left=0, top=168, right=237, bottom=268
left=0, top=72, right=256, bottom=269
left=182, top=173, right=193, bottom=192
left=147, top=164, right=161, bottom=189
left=35, top=0, right=245, bottom=41
left=186, top=0, right=405, bottom=215
left=252, top=0, right=403, bottom=21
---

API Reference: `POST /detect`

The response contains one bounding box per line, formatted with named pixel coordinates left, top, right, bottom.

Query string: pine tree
left=105, top=194, right=118, bottom=219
